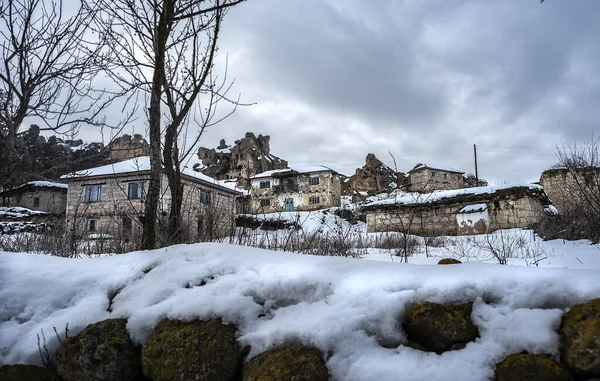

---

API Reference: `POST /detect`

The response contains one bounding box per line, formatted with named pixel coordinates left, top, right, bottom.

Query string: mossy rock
left=52, top=318, right=141, bottom=381
left=402, top=301, right=479, bottom=353
left=495, top=353, right=572, bottom=381
left=142, top=318, right=243, bottom=381
left=559, top=298, right=600, bottom=376
left=243, top=345, right=330, bottom=381
left=437, top=258, right=462, bottom=265
left=0, top=365, right=61, bottom=381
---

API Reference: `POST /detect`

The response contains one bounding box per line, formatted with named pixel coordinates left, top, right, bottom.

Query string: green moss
left=559, top=298, right=600, bottom=376
left=0, top=365, right=61, bottom=381
left=142, top=318, right=242, bottom=381
left=243, top=345, right=330, bottom=381
left=437, top=258, right=462, bottom=265
left=495, top=354, right=572, bottom=381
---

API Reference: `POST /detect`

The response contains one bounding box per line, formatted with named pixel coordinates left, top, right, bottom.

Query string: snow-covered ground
left=1, top=242, right=599, bottom=381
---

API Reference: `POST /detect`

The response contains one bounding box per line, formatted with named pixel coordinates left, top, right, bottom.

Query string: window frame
left=259, top=199, right=271, bottom=207
left=127, top=181, right=147, bottom=200
left=83, top=185, right=102, bottom=203
left=259, top=180, right=271, bottom=189
left=309, top=176, right=320, bottom=186
left=309, top=196, right=320, bottom=205
left=199, top=189, right=212, bottom=205
left=33, top=197, right=40, bottom=207
left=87, top=219, right=98, bottom=232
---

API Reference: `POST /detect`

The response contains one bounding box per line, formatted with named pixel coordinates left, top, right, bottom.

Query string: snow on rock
left=1, top=243, right=599, bottom=381
left=459, top=204, right=488, bottom=213
left=0, top=207, right=48, bottom=219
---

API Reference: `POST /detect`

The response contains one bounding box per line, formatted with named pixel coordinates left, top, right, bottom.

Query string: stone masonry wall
left=5, top=188, right=66, bottom=214
left=409, top=168, right=464, bottom=193
left=539, top=167, right=600, bottom=214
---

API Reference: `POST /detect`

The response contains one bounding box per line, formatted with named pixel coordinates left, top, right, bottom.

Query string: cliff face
left=197, top=132, right=288, bottom=184
left=346, top=153, right=400, bottom=194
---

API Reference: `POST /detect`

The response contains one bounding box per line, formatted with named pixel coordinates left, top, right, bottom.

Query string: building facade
left=408, top=164, right=465, bottom=193
left=249, top=167, right=342, bottom=213
left=62, top=157, right=240, bottom=242
left=0, top=181, right=68, bottom=215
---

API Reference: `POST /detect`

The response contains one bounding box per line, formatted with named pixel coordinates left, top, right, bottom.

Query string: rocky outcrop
left=346, top=154, right=400, bottom=196
left=107, top=134, right=149, bottom=162
left=197, top=132, right=288, bottom=184
left=0, top=365, right=61, bottom=381
left=243, top=345, right=330, bottom=381
left=142, top=318, right=243, bottom=381
left=52, top=318, right=141, bottom=381
left=402, top=301, right=479, bottom=353
left=559, top=298, right=600, bottom=377
left=495, top=354, right=572, bottom=381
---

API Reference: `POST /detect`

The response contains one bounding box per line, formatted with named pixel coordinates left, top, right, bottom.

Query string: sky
left=192, top=0, right=599, bottom=184
left=41, top=0, right=599, bottom=184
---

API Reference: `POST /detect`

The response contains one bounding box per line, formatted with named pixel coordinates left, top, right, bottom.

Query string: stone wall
left=65, top=172, right=236, bottom=242
left=409, top=167, right=464, bottom=193
left=250, top=171, right=341, bottom=213
left=2, top=188, right=66, bottom=215
left=365, top=192, right=548, bottom=235
left=539, top=166, right=600, bottom=214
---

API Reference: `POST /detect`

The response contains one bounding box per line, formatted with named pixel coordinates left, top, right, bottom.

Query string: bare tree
left=89, top=0, right=247, bottom=249
left=0, top=0, right=124, bottom=189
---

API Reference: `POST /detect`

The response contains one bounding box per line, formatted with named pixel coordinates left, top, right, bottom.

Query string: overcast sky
left=184, top=0, right=597, bottom=184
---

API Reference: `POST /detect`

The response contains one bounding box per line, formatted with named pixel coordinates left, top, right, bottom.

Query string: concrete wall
left=365, top=196, right=546, bottom=236
left=540, top=167, right=600, bottom=214
left=249, top=171, right=341, bottom=213
left=65, top=172, right=237, bottom=242
left=409, top=168, right=464, bottom=193
left=3, top=188, right=67, bottom=214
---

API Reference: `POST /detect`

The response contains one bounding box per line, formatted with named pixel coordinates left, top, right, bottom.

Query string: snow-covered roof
left=250, top=166, right=336, bottom=179
left=61, top=157, right=240, bottom=194
left=459, top=203, right=488, bottom=213
left=364, top=183, right=545, bottom=208
left=408, top=163, right=464, bottom=174
left=2, top=181, right=68, bottom=193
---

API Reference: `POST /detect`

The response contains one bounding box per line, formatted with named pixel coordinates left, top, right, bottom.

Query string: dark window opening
left=259, top=181, right=271, bottom=189
left=33, top=197, right=40, bottom=207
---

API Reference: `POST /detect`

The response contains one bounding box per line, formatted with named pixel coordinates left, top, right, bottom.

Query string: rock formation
left=346, top=153, right=402, bottom=195
left=197, top=132, right=288, bottom=185
left=107, top=134, right=150, bottom=162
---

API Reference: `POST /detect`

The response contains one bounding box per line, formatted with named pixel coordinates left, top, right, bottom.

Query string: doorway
left=284, top=198, right=294, bottom=212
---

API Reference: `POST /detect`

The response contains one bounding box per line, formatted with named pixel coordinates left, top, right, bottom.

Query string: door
left=284, top=198, right=294, bottom=212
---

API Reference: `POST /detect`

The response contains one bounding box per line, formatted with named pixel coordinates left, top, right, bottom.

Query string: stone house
left=362, top=184, right=555, bottom=236
left=407, top=164, right=465, bottom=193
left=539, top=166, right=600, bottom=215
left=0, top=181, right=68, bottom=215
left=61, top=157, right=241, bottom=241
left=249, top=166, right=342, bottom=213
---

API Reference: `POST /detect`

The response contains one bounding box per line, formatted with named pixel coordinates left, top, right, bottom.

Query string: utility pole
left=474, top=144, right=479, bottom=186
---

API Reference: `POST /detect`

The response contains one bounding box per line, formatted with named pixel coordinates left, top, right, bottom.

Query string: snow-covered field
left=1, top=242, right=599, bottom=380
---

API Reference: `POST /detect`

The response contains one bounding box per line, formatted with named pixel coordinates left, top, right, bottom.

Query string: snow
left=1, top=242, right=599, bottom=381
left=251, top=166, right=335, bottom=179
left=544, top=205, right=559, bottom=215
left=459, top=204, right=488, bottom=213
left=409, top=163, right=464, bottom=174
left=0, top=207, right=48, bottom=219
left=365, top=183, right=544, bottom=207
left=9, top=181, right=68, bottom=190
left=60, top=156, right=237, bottom=193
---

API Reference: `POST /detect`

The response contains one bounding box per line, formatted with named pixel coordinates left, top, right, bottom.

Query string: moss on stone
left=495, top=353, right=572, bottom=381
left=0, top=364, right=61, bottom=381
left=141, top=318, right=243, bottom=381
left=243, top=345, right=330, bottom=381
left=437, top=258, right=462, bottom=265
left=402, top=301, right=479, bottom=353
left=559, top=298, right=600, bottom=376
left=52, top=318, right=141, bottom=381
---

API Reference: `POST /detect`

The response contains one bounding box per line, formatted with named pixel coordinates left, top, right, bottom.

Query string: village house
left=60, top=156, right=241, bottom=242
left=0, top=181, right=68, bottom=215
left=362, top=184, right=555, bottom=236
left=539, top=166, right=600, bottom=214
left=249, top=166, right=342, bottom=213
left=407, top=164, right=465, bottom=193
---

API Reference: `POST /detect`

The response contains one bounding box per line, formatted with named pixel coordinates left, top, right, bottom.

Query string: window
left=83, top=185, right=102, bottom=202
left=122, top=216, right=132, bottom=232
left=259, top=180, right=271, bottom=189
left=309, top=196, right=320, bottom=204
left=309, top=176, right=320, bottom=185
left=260, top=199, right=271, bottom=207
left=200, top=190, right=212, bottom=205
left=33, top=197, right=40, bottom=207
left=431, top=171, right=437, bottom=177
left=458, top=175, right=462, bottom=181
left=127, top=181, right=147, bottom=199
left=87, top=219, right=97, bottom=232
left=443, top=173, right=447, bottom=181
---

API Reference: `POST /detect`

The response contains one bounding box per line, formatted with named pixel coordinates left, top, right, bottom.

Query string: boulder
left=495, top=353, right=572, bottom=381
left=52, top=318, right=141, bottom=381
left=142, top=318, right=243, bottom=381
left=0, top=365, right=61, bottom=381
left=437, top=258, right=462, bottom=265
left=559, top=298, right=600, bottom=376
left=243, top=345, right=330, bottom=381
left=402, top=301, right=478, bottom=353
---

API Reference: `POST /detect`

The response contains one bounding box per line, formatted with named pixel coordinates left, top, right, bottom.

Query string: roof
left=60, top=156, right=241, bottom=195
left=362, top=183, right=546, bottom=210
left=1, top=181, right=68, bottom=196
left=408, top=163, right=465, bottom=175
left=251, top=165, right=337, bottom=179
